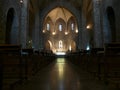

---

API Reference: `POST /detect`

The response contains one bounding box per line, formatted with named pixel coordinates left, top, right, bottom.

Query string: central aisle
left=16, top=58, right=107, bottom=90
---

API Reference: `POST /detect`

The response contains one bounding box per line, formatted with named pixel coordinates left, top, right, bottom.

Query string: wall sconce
left=65, top=32, right=68, bottom=35
left=86, top=25, right=91, bottom=29
left=43, top=30, right=45, bottom=33
left=75, top=29, right=78, bottom=33
left=52, top=32, right=56, bottom=35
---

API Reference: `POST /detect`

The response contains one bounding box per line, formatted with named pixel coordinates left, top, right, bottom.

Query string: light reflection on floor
left=57, top=58, right=65, bottom=80
left=15, top=57, right=107, bottom=90
left=57, top=58, right=65, bottom=90
left=55, top=58, right=81, bottom=90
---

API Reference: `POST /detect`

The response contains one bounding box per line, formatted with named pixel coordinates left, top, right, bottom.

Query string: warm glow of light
left=69, top=45, right=72, bottom=51
left=48, top=40, right=52, bottom=49
left=55, top=52, right=66, bottom=55
left=75, top=29, right=78, bottom=33
left=52, top=32, right=56, bottom=35
left=86, top=25, right=91, bottom=29
left=43, top=30, right=45, bottom=33
left=57, top=58, right=65, bottom=80
left=65, top=32, right=68, bottom=35
left=57, top=58, right=65, bottom=63
left=59, top=40, right=63, bottom=48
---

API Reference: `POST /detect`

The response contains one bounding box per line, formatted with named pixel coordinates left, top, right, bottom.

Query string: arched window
left=71, top=23, right=74, bottom=30
left=46, top=23, right=50, bottom=31
left=55, top=18, right=66, bottom=32
left=68, top=16, right=77, bottom=31
left=43, top=17, right=53, bottom=32
left=59, top=40, right=63, bottom=48
left=59, top=24, right=62, bottom=31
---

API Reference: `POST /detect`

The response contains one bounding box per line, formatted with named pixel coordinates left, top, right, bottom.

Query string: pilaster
left=20, top=0, right=29, bottom=48
left=93, top=0, right=103, bottom=48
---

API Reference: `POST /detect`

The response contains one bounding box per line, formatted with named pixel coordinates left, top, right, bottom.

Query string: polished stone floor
left=15, top=58, right=108, bottom=90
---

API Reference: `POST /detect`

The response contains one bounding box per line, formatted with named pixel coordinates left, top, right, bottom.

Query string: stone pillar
left=39, top=20, right=44, bottom=51
left=81, top=14, right=89, bottom=50
left=77, top=9, right=82, bottom=50
left=93, top=0, right=103, bottom=48
left=0, top=1, right=4, bottom=44
left=39, top=10, right=45, bottom=51
left=33, top=13, right=40, bottom=50
left=20, top=0, right=29, bottom=48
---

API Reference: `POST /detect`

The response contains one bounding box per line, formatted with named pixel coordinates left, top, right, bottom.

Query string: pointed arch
left=45, top=40, right=52, bottom=51
left=43, top=16, right=54, bottom=33
left=67, top=16, right=77, bottom=32
left=106, top=7, right=116, bottom=42
left=69, top=40, right=76, bottom=52
left=103, top=6, right=116, bottom=43
left=6, top=8, right=19, bottom=44
left=55, top=18, right=66, bottom=33
left=6, top=8, right=15, bottom=44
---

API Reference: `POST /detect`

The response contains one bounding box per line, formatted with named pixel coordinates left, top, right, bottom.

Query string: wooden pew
left=103, top=55, right=120, bottom=88
left=0, top=44, right=23, bottom=90
left=90, top=48, right=104, bottom=55
left=104, top=43, right=120, bottom=55
left=0, top=44, right=21, bottom=55
left=21, top=48, right=33, bottom=55
left=0, top=54, right=3, bottom=90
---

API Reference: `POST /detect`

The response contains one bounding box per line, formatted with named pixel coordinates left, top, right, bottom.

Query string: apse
left=43, top=7, right=78, bottom=54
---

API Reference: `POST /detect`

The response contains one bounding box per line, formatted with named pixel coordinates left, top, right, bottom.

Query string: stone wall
left=0, top=0, right=120, bottom=49
left=113, top=0, right=120, bottom=41
left=0, top=0, right=21, bottom=44
left=0, top=1, right=5, bottom=44
left=102, top=0, right=120, bottom=42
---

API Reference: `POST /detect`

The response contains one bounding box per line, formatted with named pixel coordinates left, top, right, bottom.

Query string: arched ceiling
left=46, top=7, right=73, bottom=23
left=29, top=0, right=83, bottom=12
left=29, top=0, right=93, bottom=16
left=29, top=0, right=93, bottom=28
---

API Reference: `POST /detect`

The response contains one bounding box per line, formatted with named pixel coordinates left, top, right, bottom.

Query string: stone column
left=20, top=0, right=29, bottom=48
left=0, top=1, right=4, bottom=44
left=77, top=9, right=82, bottom=50
left=93, top=0, right=103, bottom=48
left=81, top=14, right=89, bottom=50
left=33, top=13, right=40, bottom=50
left=39, top=10, right=45, bottom=51
left=39, top=20, right=44, bottom=51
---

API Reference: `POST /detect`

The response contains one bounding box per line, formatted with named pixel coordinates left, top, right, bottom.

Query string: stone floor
left=15, top=57, right=108, bottom=90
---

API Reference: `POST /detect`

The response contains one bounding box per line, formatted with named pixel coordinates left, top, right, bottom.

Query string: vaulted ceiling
left=28, top=0, right=93, bottom=39
left=29, top=0, right=83, bottom=12
left=28, top=0, right=93, bottom=30
left=29, top=0, right=93, bottom=16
